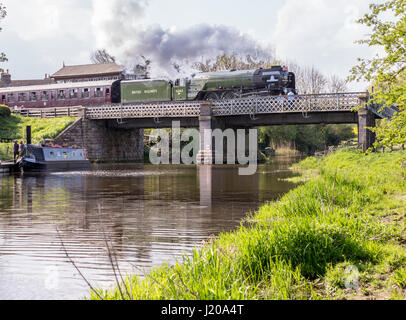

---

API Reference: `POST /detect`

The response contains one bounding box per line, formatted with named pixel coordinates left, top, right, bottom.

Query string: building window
left=58, top=90, right=66, bottom=100
left=18, top=93, right=27, bottom=102
left=95, top=87, right=103, bottom=97
left=70, top=88, right=78, bottom=99
left=29, top=92, right=37, bottom=101
left=82, top=88, right=90, bottom=98
left=7, top=93, right=15, bottom=103
left=106, top=88, right=110, bottom=96
left=41, top=91, right=49, bottom=101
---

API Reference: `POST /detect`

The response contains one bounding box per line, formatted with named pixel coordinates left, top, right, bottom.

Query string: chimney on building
left=1, top=69, right=11, bottom=86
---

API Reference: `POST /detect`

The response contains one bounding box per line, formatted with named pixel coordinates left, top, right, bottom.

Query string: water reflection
left=0, top=157, right=300, bottom=300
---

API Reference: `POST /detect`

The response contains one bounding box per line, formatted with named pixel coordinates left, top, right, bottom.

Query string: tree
left=0, top=3, right=7, bottom=72
left=288, top=63, right=328, bottom=94
left=90, top=49, right=116, bottom=64
left=192, top=53, right=278, bottom=72
left=328, top=75, right=348, bottom=93
left=349, top=0, right=406, bottom=148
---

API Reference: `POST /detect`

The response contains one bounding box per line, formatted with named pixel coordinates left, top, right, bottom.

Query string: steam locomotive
left=0, top=65, right=296, bottom=109
left=112, top=65, right=296, bottom=104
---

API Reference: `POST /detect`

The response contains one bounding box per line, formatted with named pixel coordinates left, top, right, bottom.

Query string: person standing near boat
left=13, top=141, right=19, bottom=163
left=19, top=141, right=25, bottom=158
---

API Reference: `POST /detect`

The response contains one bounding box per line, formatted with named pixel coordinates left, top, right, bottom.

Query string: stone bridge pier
left=54, top=109, right=144, bottom=162
left=358, top=95, right=376, bottom=152
left=196, top=102, right=252, bottom=165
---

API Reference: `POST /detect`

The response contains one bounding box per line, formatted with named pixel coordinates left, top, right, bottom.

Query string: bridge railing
left=85, top=101, right=201, bottom=119
left=211, top=92, right=365, bottom=116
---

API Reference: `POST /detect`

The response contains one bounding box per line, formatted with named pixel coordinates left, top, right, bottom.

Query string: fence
left=15, top=107, right=82, bottom=118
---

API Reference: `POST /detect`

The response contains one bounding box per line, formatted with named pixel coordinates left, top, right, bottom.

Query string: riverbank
left=0, top=114, right=75, bottom=161
left=90, top=149, right=406, bottom=300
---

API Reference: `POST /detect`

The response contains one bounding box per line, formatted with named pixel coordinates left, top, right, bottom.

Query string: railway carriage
left=0, top=80, right=114, bottom=109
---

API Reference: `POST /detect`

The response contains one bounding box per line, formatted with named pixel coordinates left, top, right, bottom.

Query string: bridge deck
left=85, top=92, right=366, bottom=120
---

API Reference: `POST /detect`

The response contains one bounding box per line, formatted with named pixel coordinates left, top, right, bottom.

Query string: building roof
left=1, top=79, right=56, bottom=88
left=52, top=63, right=125, bottom=79
left=0, top=80, right=115, bottom=94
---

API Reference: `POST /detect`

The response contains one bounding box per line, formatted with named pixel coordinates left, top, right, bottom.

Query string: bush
left=0, top=105, right=11, bottom=117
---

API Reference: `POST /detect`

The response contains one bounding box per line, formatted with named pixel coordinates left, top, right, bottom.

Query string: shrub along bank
left=0, top=112, right=75, bottom=161
left=90, top=149, right=406, bottom=300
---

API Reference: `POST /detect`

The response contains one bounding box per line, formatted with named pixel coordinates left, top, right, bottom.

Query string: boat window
left=58, top=90, right=66, bottom=100
left=82, top=88, right=90, bottom=98
left=69, top=88, right=78, bottom=99
left=7, top=93, right=15, bottom=103
left=50, top=91, right=56, bottom=100
left=50, top=151, right=54, bottom=157
left=18, top=92, right=27, bottom=102
left=30, top=92, right=38, bottom=101
left=63, top=152, right=68, bottom=159
left=95, top=87, right=103, bottom=97
left=41, top=91, right=49, bottom=101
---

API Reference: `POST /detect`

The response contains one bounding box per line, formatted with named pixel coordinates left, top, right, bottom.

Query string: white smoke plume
left=91, top=0, right=273, bottom=78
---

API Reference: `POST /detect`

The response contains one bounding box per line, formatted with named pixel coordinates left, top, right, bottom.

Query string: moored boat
left=20, top=142, right=91, bottom=172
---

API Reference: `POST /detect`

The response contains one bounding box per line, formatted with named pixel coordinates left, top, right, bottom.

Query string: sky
left=0, top=0, right=383, bottom=91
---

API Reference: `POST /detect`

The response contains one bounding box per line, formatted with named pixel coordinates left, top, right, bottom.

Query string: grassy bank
left=0, top=114, right=75, bottom=161
left=90, top=149, right=406, bottom=300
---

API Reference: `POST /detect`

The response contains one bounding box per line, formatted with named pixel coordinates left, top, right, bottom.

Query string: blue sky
left=0, top=0, right=382, bottom=91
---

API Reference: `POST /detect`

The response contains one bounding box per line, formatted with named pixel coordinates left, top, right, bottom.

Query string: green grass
left=89, top=149, right=406, bottom=300
left=0, top=114, right=75, bottom=161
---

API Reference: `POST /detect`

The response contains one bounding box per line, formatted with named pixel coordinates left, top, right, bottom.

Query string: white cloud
left=90, top=0, right=272, bottom=78
left=4, top=0, right=92, bottom=41
left=1, top=0, right=94, bottom=78
left=272, top=0, right=382, bottom=91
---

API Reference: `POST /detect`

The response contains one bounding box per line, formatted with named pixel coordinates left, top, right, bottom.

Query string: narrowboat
left=20, top=143, right=91, bottom=172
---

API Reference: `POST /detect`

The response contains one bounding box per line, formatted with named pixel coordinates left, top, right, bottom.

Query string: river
left=0, top=157, right=301, bottom=300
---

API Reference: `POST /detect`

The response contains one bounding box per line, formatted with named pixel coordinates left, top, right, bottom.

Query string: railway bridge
left=50, top=92, right=389, bottom=163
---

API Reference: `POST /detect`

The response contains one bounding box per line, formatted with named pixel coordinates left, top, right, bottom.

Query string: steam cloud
left=91, top=0, right=272, bottom=77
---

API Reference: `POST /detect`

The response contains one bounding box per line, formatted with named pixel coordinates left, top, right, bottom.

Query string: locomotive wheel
left=204, top=92, right=219, bottom=101
left=221, top=91, right=238, bottom=100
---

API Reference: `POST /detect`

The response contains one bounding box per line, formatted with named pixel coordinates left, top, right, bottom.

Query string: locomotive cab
left=172, top=78, right=189, bottom=101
